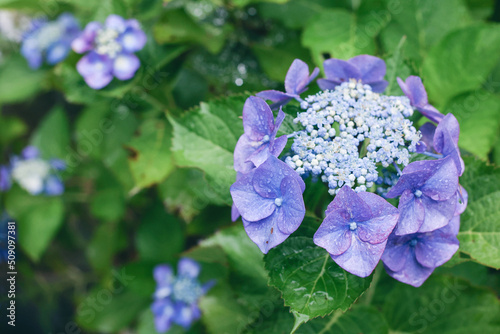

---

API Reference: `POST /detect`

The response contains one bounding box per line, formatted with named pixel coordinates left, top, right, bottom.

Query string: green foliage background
left=0, top=0, right=499, bottom=333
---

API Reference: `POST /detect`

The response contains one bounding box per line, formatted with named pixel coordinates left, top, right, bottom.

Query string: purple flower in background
left=231, top=156, right=306, bottom=253
left=397, top=76, right=444, bottom=123
left=0, top=146, right=65, bottom=196
left=416, top=122, right=437, bottom=153
left=234, top=96, right=288, bottom=174
left=257, top=59, right=319, bottom=109
left=72, top=14, right=146, bottom=89
left=387, top=156, right=459, bottom=235
left=317, top=55, right=388, bottom=93
left=382, top=223, right=459, bottom=287
left=433, top=113, right=464, bottom=176
left=314, top=186, right=399, bottom=277
left=152, top=258, right=213, bottom=332
left=21, top=13, right=80, bottom=69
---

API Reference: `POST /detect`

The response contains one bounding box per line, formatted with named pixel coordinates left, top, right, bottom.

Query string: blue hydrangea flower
left=397, top=76, right=444, bottom=123
left=234, top=96, right=288, bottom=174
left=72, top=14, right=146, bottom=89
left=285, top=80, right=420, bottom=194
left=386, top=156, right=459, bottom=235
left=318, top=55, right=388, bottom=93
left=433, top=113, right=464, bottom=176
left=0, top=146, right=65, bottom=196
left=257, top=59, right=319, bottom=109
left=152, top=258, right=213, bottom=332
left=381, top=222, right=459, bottom=287
left=230, top=155, right=306, bottom=253
left=314, top=186, right=399, bottom=277
left=21, top=13, right=80, bottom=69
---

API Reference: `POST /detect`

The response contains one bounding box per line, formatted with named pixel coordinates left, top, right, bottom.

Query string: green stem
left=363, top=262, right=383, bottom=305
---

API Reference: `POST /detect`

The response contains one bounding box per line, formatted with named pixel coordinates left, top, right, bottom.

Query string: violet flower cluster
left=152, top=259, right=213, bottom=332
left=0, top=146, right=65, bottom=196
left=20, top=13, right=146, bottom=90
left=21, top=13, right=80, bottom=69
left=231, top=55, right=467, bottom=287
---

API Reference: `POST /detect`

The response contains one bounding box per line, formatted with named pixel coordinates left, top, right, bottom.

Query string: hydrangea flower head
left=21, top=13, right=80, bottom=69
left=318, top=55, right=388, bottom=93
left=234, top=96, right=288, bottom=173
left=314, top=186, right=399, bottom=277
left=386, top=156, right=459, bottom=235
left=0, top=146, right=65, bottom=196
left=285, top=80, right=420, bottom=194
left=397, top=76, right=444, bottom=123
left=231, top=155, right=306, bottom=253
left=72, top=14, right=146, bottom=89
left=152, top=258, right=213, bottom=332
left=257, top=59, right=319, bottom=109
left=382, top=223, right=459, bottom=287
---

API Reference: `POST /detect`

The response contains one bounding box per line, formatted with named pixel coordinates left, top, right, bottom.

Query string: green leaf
left=0, top=54, right=45, bottom=104
left=384, top=36, right=411, bottom=96
left=5, top=186, right=64, bottom=261
left=381, top=0, right=470, bottom=63
left=89, top=166, right=126, bottom=221
left=458, top=157, right=500, bottom=269
left=442, top=91, right=500, bottom=159
left=135, top=205, right=184, bottom=262
left=258, top=0, right=337, bottom=29
left=265, top=236, right=372, bottom=320
left=295, top=306, right=389, bottom=334
left=126, top=118, right=175, bottom=190
left=302, top=9, right=376, bottom=66
left=383, top=275, right=500, bottom=333
left=87, top=221, right=127, bottom=273
left=169, top=95, right=247, bottom=205
left=30, top=106, right=70, bottom=160
left=422, top=25, right=500, bottom=106
left=158, top=168, right=227, bottom=222
left=0, top=114, right=27, bottom=146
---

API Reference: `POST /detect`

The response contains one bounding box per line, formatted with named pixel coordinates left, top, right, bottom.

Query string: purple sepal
left=397, top=76, right=444, bottom=123
left=433, top=113, right=464, bottom=176
left=0, top=166, right=11, bottom=191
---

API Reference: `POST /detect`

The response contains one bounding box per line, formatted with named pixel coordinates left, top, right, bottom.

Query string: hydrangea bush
left=0, top=1, right=499, bottom=333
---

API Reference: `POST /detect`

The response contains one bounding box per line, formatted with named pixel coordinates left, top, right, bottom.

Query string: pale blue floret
left=285, top=80, right=420, bottom=194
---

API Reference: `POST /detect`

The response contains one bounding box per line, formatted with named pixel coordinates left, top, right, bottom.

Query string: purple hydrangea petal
left=420, top=156, right=458, bottom=201
left=0, top=166, right=11, bottom=191
left=271, top=108, right=286, bottom=140
left=242, top=96, right=274, bottom=141
left=252, top=156, right=305, bottom=198
left=243, top=211, right=289, bottom=254
left=233, top=134, right=257, bottom=174
left=384, top=251, right=434, bottom=288
left=394, top=190, right=425, bottom=235
left=119, top=26, right=147, bottom=53
left=270, top=135, right=288, bottom=157
left=322, top=58, right=360, bottom=85
left=177, top=258, right=201, bottom=278
left=46, top=41, right=70, bottom=65
left=154, top=265, right=174, bottom=284
left=231, top=203, right=240, bottom=222
left=247, top=143, right=272, bottom=167
left=334, top=185, right=373, bottom=222
left=419, top=122, right=437, bottom=152
left=50, top=159, right=66, bottom=171
left=72, top=22, right=102, bottom=54
left=356, top=192, right=399, bottom=244
left=397, top=76, right=444, bottom=123
left=112, top=53, right=140, bottom=81
left=276, top=176, right=306, bottom=234
left=21, top=44, right=43, bottom=69
left=313, top=214, right=352, bottom=256
left=44, top=176, right=64, bottom=196
left=76, top=52, right=114, bottom=89
left=433, top=113, right=464, bottom=175
left=418, top=195, right=457, bottom=233
left=368, top=80, right=389, bottom=93
left=152, top=299, right=175, bottom=333
left=105, top=14, right=127, bottom=32
left=349, top=55, right=386, bottom=83
left=316, top=78, right=339, bottom=91
left=285, top=59, right=319, bottom=95
left=230, top=171, right=276, bottom=222
left=381, top=234, right=413, bottom=272
left=415, top=141, right=427, bottom=153
left=174, top=302, right=201, bottom=329
left=448, top=215, right=460, bottom=236
left=331, top=233, right=387, bottom=277
left=417, top=105, right=444, bottom=124
left=455, top=185, right=468, bottom=216
left=22, top=146, right=40, bottom=159
left=414, top=227, right=459, bottom=268
left=255, top=90, right=293, bottom=108
left=386, top=169, right=433, bottom=198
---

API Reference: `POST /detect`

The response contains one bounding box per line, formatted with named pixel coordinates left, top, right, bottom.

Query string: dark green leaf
left=31, top=106, right=70, bottom=160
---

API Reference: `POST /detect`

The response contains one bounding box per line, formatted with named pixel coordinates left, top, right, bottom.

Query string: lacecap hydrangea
left=0, top=146, right=66, bottom=196
left=152, top=258, right=214, bottom=332
left=72, top=14, right=146, bottom=89
left=230, top=55, right=467, bottom=287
